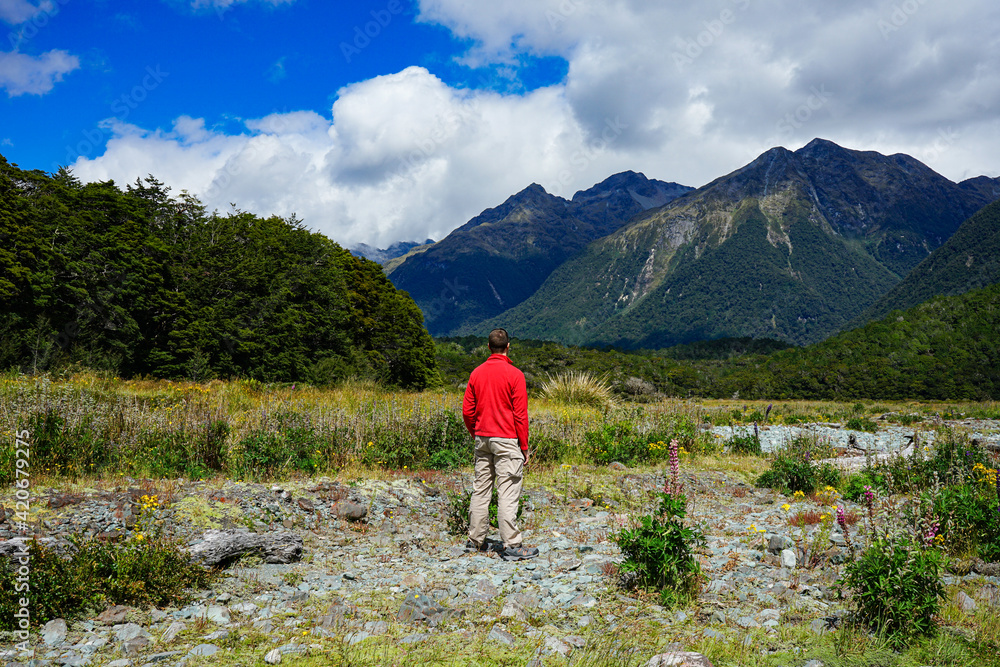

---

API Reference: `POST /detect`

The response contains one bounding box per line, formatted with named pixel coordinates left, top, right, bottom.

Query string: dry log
left=187, top=529, right=302, bottom=566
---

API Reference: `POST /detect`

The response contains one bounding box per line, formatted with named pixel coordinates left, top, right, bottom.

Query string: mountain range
left=385, top=172, right=693, bottom=335
left=382, top=138, right=1000, bottom=349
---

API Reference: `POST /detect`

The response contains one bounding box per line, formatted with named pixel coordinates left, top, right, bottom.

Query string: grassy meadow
left=2, top=370, right=1000, bottom=666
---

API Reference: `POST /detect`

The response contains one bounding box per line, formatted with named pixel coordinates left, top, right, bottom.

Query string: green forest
left=440, top=281, right=1000, bottom=401
left=4, top=152, right=1000, bottom=400
left=0, top=156, right=439, bottom=388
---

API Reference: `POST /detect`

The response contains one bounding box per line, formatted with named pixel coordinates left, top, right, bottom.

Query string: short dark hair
left=488, top=328, right=509, bottom=353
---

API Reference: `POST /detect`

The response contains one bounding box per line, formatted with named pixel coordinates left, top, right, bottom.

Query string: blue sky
left=2, top=0, right=999, bottom=247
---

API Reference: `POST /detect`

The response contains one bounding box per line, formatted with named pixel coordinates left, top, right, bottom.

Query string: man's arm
left=512, top=371, right=529, bottom=459
left=462, top=379, right=477, bottom=437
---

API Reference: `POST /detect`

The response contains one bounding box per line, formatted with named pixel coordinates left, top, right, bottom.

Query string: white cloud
left=0, top=48, right=78, bottom=96
left=72, top=0, right=1000, bottom=246
left=0, top=0, right=53, bottom=25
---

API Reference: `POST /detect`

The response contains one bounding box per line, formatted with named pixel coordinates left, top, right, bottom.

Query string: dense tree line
left=0, top=156, right=439, bottom=388
left=443, top=282, right=1000, bottom=400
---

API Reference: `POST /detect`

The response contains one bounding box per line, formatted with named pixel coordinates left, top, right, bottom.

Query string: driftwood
left=187, top=529, right=303, bottom=566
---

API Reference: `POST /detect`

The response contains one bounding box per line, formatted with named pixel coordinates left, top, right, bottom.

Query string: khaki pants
left=468, top=436, right=524, bottom=548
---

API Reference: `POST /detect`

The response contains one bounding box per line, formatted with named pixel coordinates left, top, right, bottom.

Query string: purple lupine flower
left=836, top=505, right=846, bottom=529
left=862, top=485, right=875, bottom=508
left=664, top=438, right=680, bottom=496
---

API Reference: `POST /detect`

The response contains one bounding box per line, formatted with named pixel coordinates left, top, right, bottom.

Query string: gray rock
left=43, top=619, right=68, bottom=646
left=803, top=661, right=825, bottom=667
left=780, top=549, right=796, bottom=569
left=188, top=644, right=220, bottom=657
left=500, top=597, right=529, bottom=621
left=703, top=628, right=725, bottom=640
left=105, top=660, right=133, bottom=667
left=114, top=623, right=151, bottom=642
left=956, top=591, right=977, bottom=612
left=204, top=605, right=231, bottom=624
left=264, top=648, right=282, bottom=664
left=121, top=636, right=150, bottom=657
left=397, top=592, right=462, bottom=626
left=542, top=636, right=572, bottom=657
left=332, top=501, right=368, bottom=521
left=143, top=652, right=183, bottom=664
left=810, top=618, right=830, bottom=634
left=647, top=651, right=716, bottom=667
left=768, top=535, right=794, bottom=553
left=487, top=624, right=515, bottom=647
left=399, top=633, right=429, bottom=644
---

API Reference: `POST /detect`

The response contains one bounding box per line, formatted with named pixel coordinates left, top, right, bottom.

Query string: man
left=462, top=328, right=539, bottom=561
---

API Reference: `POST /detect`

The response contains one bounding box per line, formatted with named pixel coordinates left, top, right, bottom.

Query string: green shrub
left=0, top=537, right=214, bottom=629
left=845, top=416, right=878, bottom=432
left=756, top=455, right=840, bottom=494
left=583, top=422, right=644, bottom=465
left=727, top=431, right=761, bottom=456
left=229, top=431, right=288, bottom=480
left=444, top=489, right=525, bottom=536
left=528, top=434, right=567, bottom=466
left=929, top=483, right=1000, bottom=560
left=614, top=492, right=704, bottom=607
left=841, top=538, right=944, bottom=648
left=425, top=411, right=471, bottom=470
left=26, top=409, right=107, bottom=478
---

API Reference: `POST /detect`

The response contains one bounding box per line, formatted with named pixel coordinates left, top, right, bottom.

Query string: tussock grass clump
left=541, top=371, right=615, bottom=409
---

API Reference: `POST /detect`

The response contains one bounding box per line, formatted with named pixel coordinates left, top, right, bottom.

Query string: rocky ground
left=3, top=428, right=1000, bottom=667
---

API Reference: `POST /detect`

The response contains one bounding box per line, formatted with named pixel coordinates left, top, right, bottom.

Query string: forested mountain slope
left=0, top=156, right=438, bottom=387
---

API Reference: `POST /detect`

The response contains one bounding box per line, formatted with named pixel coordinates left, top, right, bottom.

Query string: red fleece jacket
left=462, top=354, right=529, bottom=451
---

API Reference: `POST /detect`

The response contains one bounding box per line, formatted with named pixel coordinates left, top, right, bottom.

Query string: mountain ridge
left=466, top=139, right=1000, bottom=349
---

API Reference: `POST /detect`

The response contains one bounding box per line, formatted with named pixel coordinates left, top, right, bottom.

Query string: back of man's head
left=488, top=328, right=509, bottom=353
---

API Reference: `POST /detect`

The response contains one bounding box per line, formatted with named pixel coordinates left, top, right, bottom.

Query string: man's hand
left=523, top=450, right=530, bottom=467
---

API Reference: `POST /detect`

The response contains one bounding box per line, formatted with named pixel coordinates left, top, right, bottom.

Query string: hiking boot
left=501, top=544, right=539, bottom=561
left=464, top=539, right=489, bottom=553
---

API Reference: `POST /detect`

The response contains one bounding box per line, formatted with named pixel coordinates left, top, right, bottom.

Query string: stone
left=803, top=661, right=824, bottom=667
left=646, top=651, right=715, bottom=666
left=810, top=618, right=830, bottom=634
left=956, top=591, right=977, bottom=612
left=122, top=636, right=150, bottom=656
left=188, top=644, right=220, bottom=657
left=114, top=623, right=151, bottom=642
left=500, top=597, right=529, bottom=621
left=542, top=636, right=572, bottom=657
left=204, top=605, right=232, bottom=624
left=332, top=501, right=368, bottom=521
left=780, top=549, right=796, bottom=569
left=296, top=498, right=315, bottom=512
left=96, top=606, right=129, bottom=625
left=264, top=648, right=282, bottom=664
left=768, top=535, right=793, bottom=553
left=161, top=622, right=185, bottom=643
left=42, top=618, right=67, bottom=646
left=487, top=624, right=515, bottom=647
left=397, top=592, right=463, bottom=626
left=143, top=652, right=184, bottom=664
